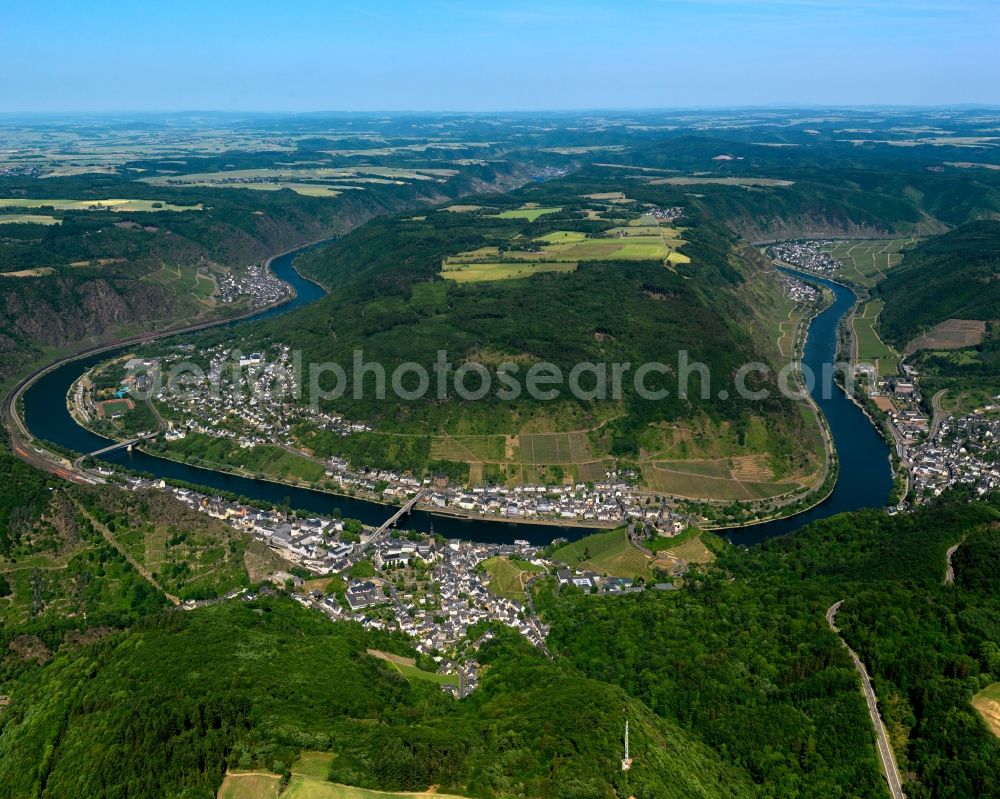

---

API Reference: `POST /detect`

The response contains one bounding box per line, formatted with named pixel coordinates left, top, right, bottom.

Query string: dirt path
left=827, top=601, right=907, bottom=799
left=944, top=540, right=962, bottom=586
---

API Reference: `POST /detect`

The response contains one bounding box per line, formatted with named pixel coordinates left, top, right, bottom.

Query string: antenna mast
left=622, top=718, right=632, bottom=771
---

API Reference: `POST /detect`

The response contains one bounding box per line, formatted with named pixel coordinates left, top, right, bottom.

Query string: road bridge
left=362, top=491, right=425, bottom=547
left=74, top=431, right=158, bottom=466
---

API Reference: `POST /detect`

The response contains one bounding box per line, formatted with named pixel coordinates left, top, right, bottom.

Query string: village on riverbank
left=768, top=239, right=1000, bottom=506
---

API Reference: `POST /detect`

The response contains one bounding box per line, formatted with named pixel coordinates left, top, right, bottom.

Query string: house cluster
left=779, top=272, right=821, bottom=304
left=149, top=343, right=366, bottom=446
left=768, top=240, right=840, bottom=275
left=306, top=538, right=557, bottom=692
left=422, top=478, right=633, bottom=523
left=905, top=410, right=1000, bottom=502
left=216, top=262, right=288, bottom=307
left=646, top=206, right=685, bottom=222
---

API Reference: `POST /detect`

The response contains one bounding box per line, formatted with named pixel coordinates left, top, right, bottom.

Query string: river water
left=22, top=247, right=892, bottom=546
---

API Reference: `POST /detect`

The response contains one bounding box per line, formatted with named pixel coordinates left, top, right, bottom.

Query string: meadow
left=366, top=649, right=458, bottom=687
left=480, top=556, right=544, bottom=600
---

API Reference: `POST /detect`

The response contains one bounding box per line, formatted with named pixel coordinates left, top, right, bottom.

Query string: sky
left=2, top=0, right=998, bottom=112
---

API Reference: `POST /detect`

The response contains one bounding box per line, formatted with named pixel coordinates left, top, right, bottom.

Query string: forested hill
left=877, top=220, right=1000, bottom=348
left=0, top=595, right=754, bottom=799
left=231, top=176, right=818, bottom=474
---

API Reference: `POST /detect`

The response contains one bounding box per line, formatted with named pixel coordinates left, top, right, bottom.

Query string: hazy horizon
left=3, top=0, right=998, bottom=113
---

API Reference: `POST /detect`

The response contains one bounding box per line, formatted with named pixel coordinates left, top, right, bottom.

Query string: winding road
left=826, top=601, right=906, bottom=799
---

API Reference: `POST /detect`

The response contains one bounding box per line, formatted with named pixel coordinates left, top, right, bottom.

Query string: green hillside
left=219, top=178, right=823, bottom=488
left=877, top=220, right=1000, bottom=348
left=0, top=598, right=754, bottom=799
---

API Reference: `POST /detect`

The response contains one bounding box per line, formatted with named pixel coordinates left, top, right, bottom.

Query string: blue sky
left=2, top=0, right=998, bottom=111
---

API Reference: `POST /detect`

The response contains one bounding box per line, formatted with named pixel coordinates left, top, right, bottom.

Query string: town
left=215, top=262, right=290, bottom=307
left=768, top=239, right=841, bottom=276
left=107, top=471, right=685, bottom=695
left=70, top=342, right=683, bottom=527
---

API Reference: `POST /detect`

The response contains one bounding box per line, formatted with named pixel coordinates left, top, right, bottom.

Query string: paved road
left=827, top=601, right=906, bottom=799
left=944, top=541, right=962, bottom=586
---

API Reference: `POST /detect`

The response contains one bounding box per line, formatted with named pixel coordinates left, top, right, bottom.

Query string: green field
left=0, top=198, right=202, bottom=212
left=551, top=528, right=653, bottom=579
left=441, top=261, right=577, bottom=283
left=0, top=213, right=61, bottom=225
left=219, top=772, right=469, bottom=799
left=496, top=205, right=562, bottom=220
left=853, top=299, right=900, bottom=377
left=826, top=238, right=916, bottom=286
left=481, top=556, right=544, bottom=600
left=441, top=225, right=688, bottom=283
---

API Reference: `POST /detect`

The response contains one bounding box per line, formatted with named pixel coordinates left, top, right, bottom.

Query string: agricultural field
left=440, top=224, right=689, bottom=283
left=644, top=461, right=798, bottom=501
left=213, top=182, right=346, bottom=197
left=142, top=263, right=217, bottom=305
left=441, top=260, right=577, bottom=283
left=656, top=532, right=716, bottom=565
left=142, top=166, right=456, bottom=194
left=0, top=213, right=61, bottom=225
left=496, top=204, right=562, bottom=220
left=648, top=176, right=795, bottom=187
left=163, top=433, right=326, bottom=484
left=0, top=198, right=202, bottom=212
left=480, top=556, right=544, bottom=600
left=517, top=431, right=594, bottom=465
left=904, top=318, right=987, bottom=355
left=0, top=267, right=58, bottom=278
left=551, top=528, right=653, bottom=580
left=853, top=299, right=900, bottom=377
left=825, top=238, right=916, bottom=286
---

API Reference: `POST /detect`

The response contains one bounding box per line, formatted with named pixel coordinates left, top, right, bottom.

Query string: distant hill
left=878, top=220, right=1000, bottom=348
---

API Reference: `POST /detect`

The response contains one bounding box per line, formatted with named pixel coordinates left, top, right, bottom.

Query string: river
left=21, top=247, right=892, bottom=546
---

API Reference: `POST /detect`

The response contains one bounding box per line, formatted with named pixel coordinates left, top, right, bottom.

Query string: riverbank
left=15, top=242, right=893, bottom=547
